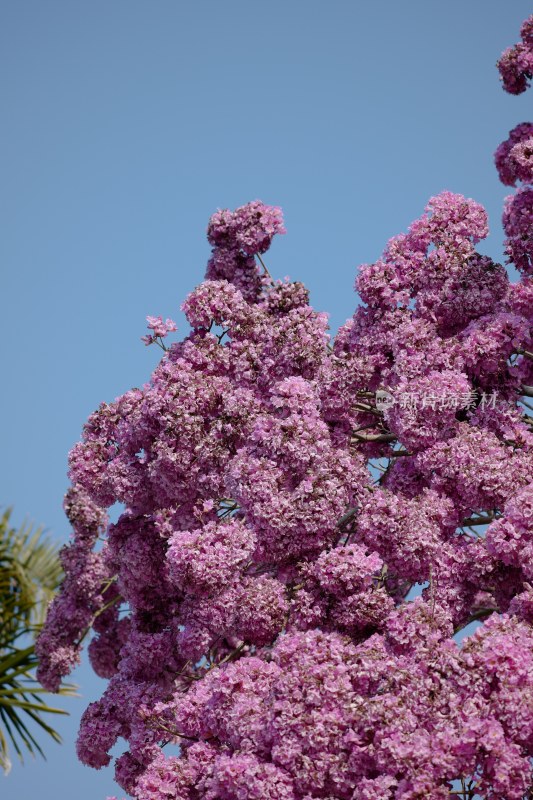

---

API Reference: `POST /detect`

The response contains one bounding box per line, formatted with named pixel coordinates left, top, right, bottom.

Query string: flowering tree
left=36, top=16, right=533, bottom=800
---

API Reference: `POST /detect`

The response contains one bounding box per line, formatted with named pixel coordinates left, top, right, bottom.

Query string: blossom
left=497, top=15, right=533, bottom=94
left=142, top=315, right=177, bottom=345
left=503, top=188, right=533, bottom=275
left=166, top=519, right=256, bottom=595
left=495, top=124, right=533, bottom=185
left=207, top=200, right=286, bottom=256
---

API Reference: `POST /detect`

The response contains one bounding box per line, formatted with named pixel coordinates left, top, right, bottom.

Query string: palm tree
left=0, top=508, right=75, bottom=773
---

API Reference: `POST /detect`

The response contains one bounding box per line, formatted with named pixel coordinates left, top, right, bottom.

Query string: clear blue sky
left=1, top=1, right=531, bottom=797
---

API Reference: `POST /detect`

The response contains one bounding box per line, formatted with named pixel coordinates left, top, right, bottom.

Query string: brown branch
left=453, top=607, right=495, bottom=634
left=191, top=642, right=247, bottom=680
left=256, top=253, right=274, bottom=284
left=73, top=591, right=122, bottom=648
left=337, top=508, right=357, bottom=528
left=353, top=403, right=383, bottom=417
left=461, top=514, right=499, bottom=527
left=353, top=423, right=382, bottom=434
left=352, top=432, right=397, bottom=443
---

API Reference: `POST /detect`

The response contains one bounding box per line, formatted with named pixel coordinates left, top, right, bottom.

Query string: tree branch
left=461, top=514, right=499, bottom=527
left=352, top=432, right=397, bottom=443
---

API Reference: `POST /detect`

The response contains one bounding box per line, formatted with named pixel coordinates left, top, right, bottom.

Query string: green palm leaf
left=0, top=508, right=76, bottom=773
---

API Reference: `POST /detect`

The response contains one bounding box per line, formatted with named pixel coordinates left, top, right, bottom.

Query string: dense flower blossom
left=166, top=519, right=256, bottom=595
left=205, top=201, right=286, bottom=302
left=384, top=370, right=472, bottom=451
left=495, top=124, right=533, bottom=185
left=503, top=188, right=533, bottom=275
left=35, top=16, right=533, bottom=800
left=497, top=15, right=533, bottom=94
left=356, top=191, right=489, bottom=312
left=207, top=201, right=286, bottom=256
left=416, top=253, right=509, bottom=335
left=497, top=22, right=533, bottom=280
left=486, top=481, right=533, bottom=577
left=35, top=486, right=111, bottom=691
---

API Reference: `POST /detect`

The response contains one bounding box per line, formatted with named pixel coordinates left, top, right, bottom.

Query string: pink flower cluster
left=496, top=20, right=533, bottom=278
left=35, top=17, right=533, bottom=800
left=495, top=123, right=533, bottom=186
left=205, top=200, right=286, bottom=302
left=141, top=316, right=177, bottom=347
left=497, top=15, right=533, bottom=94
left=35, top=486, right=113, bottom=690
left=503, top=188, right=533, bottom=275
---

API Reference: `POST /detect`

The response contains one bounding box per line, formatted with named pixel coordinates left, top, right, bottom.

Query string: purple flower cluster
left=497, top=15, right=533, bottom=95
left=35, top=18, right=533, bottom=800
left=503, top=188, right=533, bottom=275
left=496, top=23, right=533, bottom=278
left=36, top=486, right=112, bottom=691
left=141, top=316, right=177, bottom=347
left=495, top=123, right=533, bottom=186
left=205, top=200, right=285, bottom=302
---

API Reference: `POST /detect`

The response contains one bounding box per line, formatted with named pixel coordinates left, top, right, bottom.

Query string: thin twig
left=256, top=253, right=274, bottom=284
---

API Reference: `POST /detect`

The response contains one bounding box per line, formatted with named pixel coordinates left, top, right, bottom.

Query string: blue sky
left=1, top=1, right=531, bottom=797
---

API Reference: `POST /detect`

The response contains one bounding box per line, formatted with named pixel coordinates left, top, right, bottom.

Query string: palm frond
left=0, top=508, right=63, bottom=634
left=0, top=508, right=76, bottom=772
